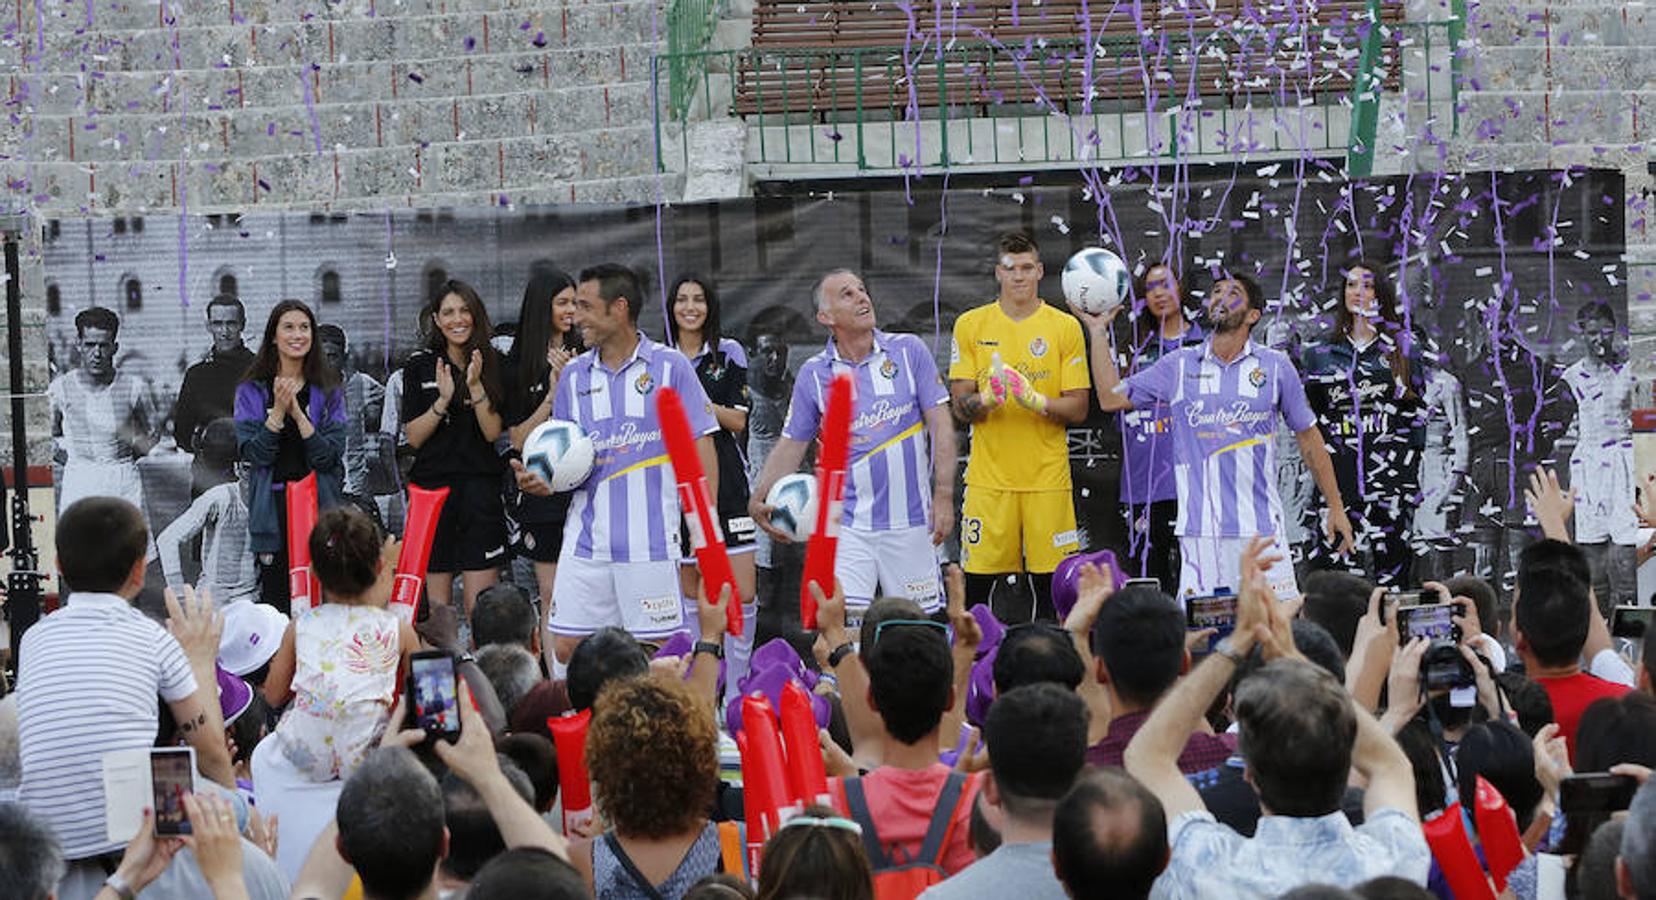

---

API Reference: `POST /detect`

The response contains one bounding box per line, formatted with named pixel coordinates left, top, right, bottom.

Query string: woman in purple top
left=1116, top=263, right=1204, bottom=590
left=234, top=299, right=347, bottom=615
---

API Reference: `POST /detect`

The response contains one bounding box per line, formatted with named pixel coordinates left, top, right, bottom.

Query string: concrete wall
left=0, top=0, right=674, bottom=468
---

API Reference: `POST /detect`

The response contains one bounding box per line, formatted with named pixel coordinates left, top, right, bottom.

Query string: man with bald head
left=749, top=269, right=956, bottom=624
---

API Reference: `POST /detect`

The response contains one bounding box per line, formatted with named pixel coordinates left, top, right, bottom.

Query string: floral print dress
left=273, top=604, right=400, bottom=781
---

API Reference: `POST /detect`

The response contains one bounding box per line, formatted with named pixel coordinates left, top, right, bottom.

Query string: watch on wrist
left=693, top=640, right=724, bottom=660
left=1213, top=637, right=1245, bottom=664
left=104, top=872, right=136, bottom=900
left=827, top=641, right=857, bottom=669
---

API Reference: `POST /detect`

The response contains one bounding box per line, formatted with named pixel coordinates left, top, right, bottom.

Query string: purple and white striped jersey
left=1120, top=340, right=1316, bottom=538
left=553, top=333, right=718, bottom=562
left=783, top=330, right=950, bottom=532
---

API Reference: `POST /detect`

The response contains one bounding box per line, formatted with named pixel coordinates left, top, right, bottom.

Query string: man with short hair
left=1051, top=768, right=1169, bottom=900
left=1124, top=539, right=1427, bottom=897
left=475, top=644, right=540, bottom=718
left=1512, top=539, right=1630, bottom=760
left=438, top=764, right=537, bottom=892
left=922, top=683, right=1087, bottom=900
left=750, top=269, right=956, bottom=622
left=468, top=848, right=589, bottom=900
left=819, top=584, right=983, bottom=875
left=0, top=802, right=65, bottom=900
left=174, top=294, right=255, bottom=495
left=471, top=583, right=541, bottom=654
left=1085, top=586, right=1232, bottom=772
left=992, top=623, right=1086, bottom=695
left=1083, top=274, right=1355, bottom=600
left=949, top=232, right=1091, bottom=622
left=49, top=306, right=157, bottom=514
left=1299, top=570, right=1373, bottom=659
left=1618, top=780, right=1655, bottom=900
left=513, top=264, right=720, bottom=664
left=16, top=498, right=234, bottom=868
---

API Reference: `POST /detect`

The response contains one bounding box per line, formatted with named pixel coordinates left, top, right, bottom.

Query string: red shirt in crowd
left=1535, top=672, right=1629, bottom=763
left=829, top=764, right=983, bottom=875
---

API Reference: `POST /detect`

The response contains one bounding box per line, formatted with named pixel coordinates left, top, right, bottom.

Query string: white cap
left=217, top=600, right=288, bottom=676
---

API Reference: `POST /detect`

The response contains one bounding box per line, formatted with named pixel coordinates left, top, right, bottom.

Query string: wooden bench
left=734, top=0, right=1405, bottom=118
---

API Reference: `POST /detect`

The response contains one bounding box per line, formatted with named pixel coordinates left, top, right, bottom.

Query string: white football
left=1062, top=247, right=1131, bottom=315
left=765, top=473, right=819, bottom=542
left=523, top=419, right=596, bottom=493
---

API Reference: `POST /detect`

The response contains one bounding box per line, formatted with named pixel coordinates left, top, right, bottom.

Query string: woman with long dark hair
left=503, top=268, right=584, bottom=672
left=401, top=278, right=507, bottom=618
left=235, top=299, right=347, bottom=614
left=1115, top=261, right=1203, bottom=590
left=1300, top=259, right=1425, bottom=585
left=666, top=273, right=757, bottom=691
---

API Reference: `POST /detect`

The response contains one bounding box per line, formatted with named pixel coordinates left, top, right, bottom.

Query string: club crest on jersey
left=634, top=371, right=655, bottom=395
left=1029, top=337, right=1049, bottom=358
left=1248, top=367, right=1266, bottom=388
left=879, top=358, right=899, bottom=379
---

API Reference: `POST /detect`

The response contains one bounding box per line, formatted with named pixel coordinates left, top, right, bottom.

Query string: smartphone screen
left=1124, top=577, right=1161, bottom=591
left=1396, top=603, right=1460, bottom=645
left=150, top=748, right=196, bottom=836
left=1186, top=594, right=1237, bottom=654
left=410, top=652, right=461, bottom=740
left=1558, top=773, right=1639, bottom=854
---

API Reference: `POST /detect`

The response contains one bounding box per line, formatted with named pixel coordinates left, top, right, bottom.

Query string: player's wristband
left=694, top=640, right=724, bottom=660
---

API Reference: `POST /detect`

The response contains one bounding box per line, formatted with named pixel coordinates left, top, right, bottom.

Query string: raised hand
left=165, top=585, right=225, bottom=672
left=547, top=346, right=573, bottom=385
left=182, top=792, right=248, bottom=896
left=1066, top=299, right=1123, bottom=334
left=1524, top=467, right=1574, bottom=541
left=466, top=349, right=484, bottom=393
left=434, top=359, right=456, bottom=406
left=1065, top=562, right=1115, bottom=636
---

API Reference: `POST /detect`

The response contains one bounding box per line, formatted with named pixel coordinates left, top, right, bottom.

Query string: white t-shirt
left=17, top=592, right=197, bottom=859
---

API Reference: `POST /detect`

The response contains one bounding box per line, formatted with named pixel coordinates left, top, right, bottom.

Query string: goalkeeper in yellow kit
left=948, top=231, right=1091, bottom=622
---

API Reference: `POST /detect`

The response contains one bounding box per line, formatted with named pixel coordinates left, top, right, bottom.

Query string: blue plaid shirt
left=1151, top=808, right=1430, bottom=899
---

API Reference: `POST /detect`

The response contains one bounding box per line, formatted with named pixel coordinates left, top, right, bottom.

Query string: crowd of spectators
left=2, top=473, right=1654, bottom=900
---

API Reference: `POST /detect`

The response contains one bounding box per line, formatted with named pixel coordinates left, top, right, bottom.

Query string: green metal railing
left=665, top=0, right=725, bottom=119
left=653, top=19, right=1461, bottom=175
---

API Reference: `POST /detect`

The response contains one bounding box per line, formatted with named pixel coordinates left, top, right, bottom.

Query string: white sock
left=724, top=601, right=759, bottom=694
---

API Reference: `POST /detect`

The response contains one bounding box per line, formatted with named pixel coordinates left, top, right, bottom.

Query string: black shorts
left=421, top=476, right=509, bottom=574
left=509, top=492, right=572, bottom=564
left=678, top=509, right=758, bottom=561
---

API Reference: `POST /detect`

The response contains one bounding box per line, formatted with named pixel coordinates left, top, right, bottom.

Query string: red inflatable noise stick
left=655, top=386, right=742, bottom=636
left=1473, top=776, right=1526, bottom=892
left=391, top=484, right=450, bottom=622
left=740, top=694, right=795, bottom=871
left=800, top=372, right=853, bottom=630
left=547, top=711, right=594, bottom=836
left=285, top=472, right=319, bottom=615
left=780, top=681, right=830, bottom=807
left=1423, top=803, right=1497, bottom=900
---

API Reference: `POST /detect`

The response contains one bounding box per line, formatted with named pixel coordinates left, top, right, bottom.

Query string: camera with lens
left=1421, top=639, right=1475, bottom=691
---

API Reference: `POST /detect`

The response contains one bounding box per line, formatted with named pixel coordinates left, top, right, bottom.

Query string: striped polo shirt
left=1119, top=339, right=1316, bottom=538
left=783, top=330, right=950, bottom=532
left=17, top=592, right=197, bottom=859
left=553, top=332, right=718, bottom=562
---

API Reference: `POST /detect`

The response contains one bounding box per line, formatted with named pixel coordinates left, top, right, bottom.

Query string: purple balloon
left=1051, top=548, right=1128, bottom=621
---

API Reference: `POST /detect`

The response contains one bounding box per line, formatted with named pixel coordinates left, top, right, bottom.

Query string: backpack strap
left=603, top=832, right=669, bottom=900
left=916, top=771, right=969, bottom=868
left=840, top=776, right=891, bottom=868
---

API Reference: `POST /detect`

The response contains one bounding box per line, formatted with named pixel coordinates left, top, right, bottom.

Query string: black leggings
left=965, top=572, right=1055, bottom=625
